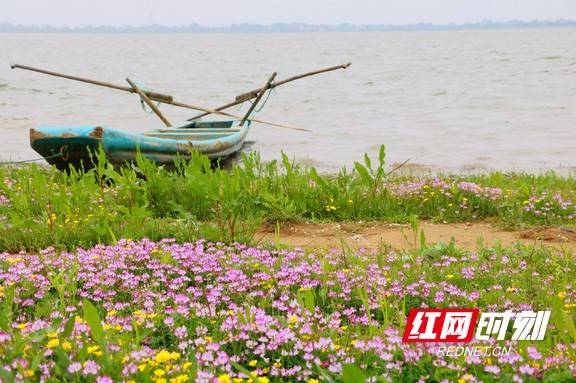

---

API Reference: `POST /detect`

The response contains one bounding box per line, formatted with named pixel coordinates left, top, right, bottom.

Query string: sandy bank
left=258, top=221, right=576, bottom=252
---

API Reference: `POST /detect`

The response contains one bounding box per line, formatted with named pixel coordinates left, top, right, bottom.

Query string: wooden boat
left=30, top=120, right=249, bottom=170
left=14, top=62, right=349, bottom=170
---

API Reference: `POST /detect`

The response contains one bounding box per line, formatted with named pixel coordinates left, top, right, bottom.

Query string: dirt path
left=257, top=222, right=576, bottom=252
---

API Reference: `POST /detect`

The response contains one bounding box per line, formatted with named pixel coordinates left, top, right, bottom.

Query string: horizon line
left=0, top=19, right=575, bottom=33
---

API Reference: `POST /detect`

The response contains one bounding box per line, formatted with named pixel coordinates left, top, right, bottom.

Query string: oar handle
left=10, top=63, right=173, bottom=103
left=234, top=62, right=352, bottom=102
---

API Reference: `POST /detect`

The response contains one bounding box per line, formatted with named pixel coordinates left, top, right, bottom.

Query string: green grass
left=0, top=146, right=574, bottom=252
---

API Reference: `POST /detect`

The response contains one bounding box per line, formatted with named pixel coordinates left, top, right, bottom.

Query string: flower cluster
left=387, top=179, right=503, bottom=220
left=521, top=192, right=575, bottom=222
left=390, top=179, right=502, bottom=201
left=0, top=239, right=575, bottom=382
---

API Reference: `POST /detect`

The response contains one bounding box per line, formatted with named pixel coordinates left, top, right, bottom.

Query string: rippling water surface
left=1, top=29, right=575, bottom=173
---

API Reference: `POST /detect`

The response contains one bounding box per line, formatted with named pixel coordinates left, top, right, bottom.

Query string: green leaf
left=354, top=162, right=372, bottom=186
left=107, top=225, right=118, bottom=245
left=83, top=299, right=104, bottom=344
left=342, top=364, right=366, bottom=383
left=543, top=370, right=573, bottom=383
left=0, top=367, right=13, bottom=381
left=378, top=144, right=386, bottom=166
left=62, top=315, right=76, bottom=339
left=30, top=349, right=45, bottom=372
left=303, top=289, right=315, bottom=313
left=231, top=362, right=253, bottom=377
left=363, top=153, right=372, bottom=171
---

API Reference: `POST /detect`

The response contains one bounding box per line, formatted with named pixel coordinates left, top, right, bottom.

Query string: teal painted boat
left=30, top=120, right=249, bottom=170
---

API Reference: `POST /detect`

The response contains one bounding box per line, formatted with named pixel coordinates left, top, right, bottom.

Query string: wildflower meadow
left=0, top=148, right=575, bottom=382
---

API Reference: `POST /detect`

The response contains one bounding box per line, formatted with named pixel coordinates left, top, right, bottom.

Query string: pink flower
left=68, top=362, right=82, bottom=373
left=83, top=360, right=100, bottom=376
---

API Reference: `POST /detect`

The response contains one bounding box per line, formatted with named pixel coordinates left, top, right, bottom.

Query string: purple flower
left=0, top=331, right=11, bottom=342
left=175, top=325, right=188, bottom=338
left=526, top=346, right=542, bottom=360
left=83, top=360, right=100, bottom=376
left=68, top=362, right=82, bottom=373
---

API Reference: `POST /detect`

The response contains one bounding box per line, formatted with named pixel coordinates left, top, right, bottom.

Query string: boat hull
left=30, top=123, right=248, bottom=170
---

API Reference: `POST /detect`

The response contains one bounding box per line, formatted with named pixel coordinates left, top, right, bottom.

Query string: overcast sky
left=2, top=0, right=575, bottom=26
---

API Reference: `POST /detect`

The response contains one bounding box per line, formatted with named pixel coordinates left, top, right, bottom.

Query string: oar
left=10, top=63, right=173, bottom=103
left=10, top=63, right=310, bottom=132
left=188, top=62, right=351, bottom=120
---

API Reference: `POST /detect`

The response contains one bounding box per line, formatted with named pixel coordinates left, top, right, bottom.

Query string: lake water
left=0, top=28, right=575, bottom=174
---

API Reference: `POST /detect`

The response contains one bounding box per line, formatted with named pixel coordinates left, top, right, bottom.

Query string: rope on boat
left=135, top=81, right=162, bottom=115
left=254, top=87, right=275, bottom=113
left=0, top=151, right=63, bottom=166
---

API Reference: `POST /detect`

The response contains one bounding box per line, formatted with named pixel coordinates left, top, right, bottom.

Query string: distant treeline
left=1, top=19, right=575, bottom=33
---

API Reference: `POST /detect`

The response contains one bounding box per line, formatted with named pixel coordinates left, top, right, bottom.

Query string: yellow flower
left=248, top=360, right=258, bottom=367
left=446, top=274, right=454, bottom=279
left=233, top=379, right=244, bottom=383
left=47, top=331, right=58, bottom=338
left=170, top=375, right=190, bottom=383
left=257, top=378, right=269, bottom=383
left=154, top=369, right=166, bottom=377
left=17, top=323, right=26, bottom=330
left=62, top=341, right=72, bottom=351
left=137, top=363, right=147, bottom=372
left=558, top=291, right=567, bottom=300
left=288, top=315, right=298, bottom=325
left=170, top=352, right=181, bottom=360
left=308, top=380, right=320, bottom=383
left=24, top=369, right=34, bottom=377
left=182, top=362, right=193, bottom=369
left=87, top=345, right=100, bottom=354
left=47, top=213, right=57, bottom=225
left=155, top=350, right=172, bottom=364
left=46, top=339, right=59, bottom=349
left=218, top=374, right=231, bottom=383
